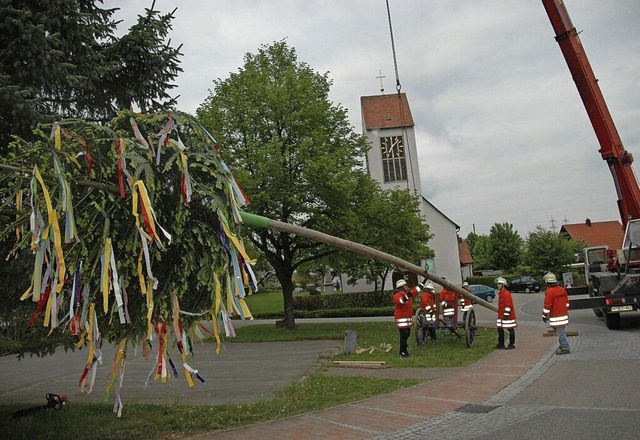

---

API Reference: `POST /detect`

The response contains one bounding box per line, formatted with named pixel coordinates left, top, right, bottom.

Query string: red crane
left=541, top=0, right=640, bottom=229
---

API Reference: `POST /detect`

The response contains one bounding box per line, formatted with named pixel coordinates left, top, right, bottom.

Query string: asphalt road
left=419, top=291, right=640, bottom=440
left=0, top=336, right=339, bottom=407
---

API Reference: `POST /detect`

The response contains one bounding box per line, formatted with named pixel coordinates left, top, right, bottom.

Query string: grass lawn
left=232, top=321, right=495, bottom=368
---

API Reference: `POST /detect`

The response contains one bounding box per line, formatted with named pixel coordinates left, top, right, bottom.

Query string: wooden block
left=332, top=360, right=386, bottom=369
left=543, top=330, right=579, bottom=337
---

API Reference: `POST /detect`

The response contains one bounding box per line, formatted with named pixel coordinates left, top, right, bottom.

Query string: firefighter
left=495, top=277, right=516, bottom=349
left=393, top=278, right=421, bottom=357
left=439, top=284, right=457, bottom=322
left=460, top=281, right=473, bottom=321
left=542, top=272, right=571, bottom=355
left=419, top=283, right=438, bottom=340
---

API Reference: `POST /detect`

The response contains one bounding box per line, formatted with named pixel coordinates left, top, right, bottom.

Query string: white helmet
left=495, top=277, right=507, bottom=286
left=424, top=283, right=436, bottom=292
left=462, top=281, right=469, bottom=287
left=544, top=273, right=557, bottom=284
left=395, top=279, right=407, bottom=288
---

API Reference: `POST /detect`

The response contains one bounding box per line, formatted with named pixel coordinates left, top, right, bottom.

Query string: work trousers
left=398, top=327, right=410, bottom=355
left=497, top=327, right=515, bottom=347
left=555, top=326, right=570, bottom=350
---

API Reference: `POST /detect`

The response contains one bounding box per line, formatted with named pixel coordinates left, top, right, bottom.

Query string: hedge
left=292, top=290, right=394, bottom=311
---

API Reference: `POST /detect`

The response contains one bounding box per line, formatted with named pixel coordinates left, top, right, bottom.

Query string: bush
left=292, top=291, right=393, bottom=311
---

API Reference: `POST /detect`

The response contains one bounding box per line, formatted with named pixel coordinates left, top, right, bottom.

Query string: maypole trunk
left=240, top=212, right=498, bottom=313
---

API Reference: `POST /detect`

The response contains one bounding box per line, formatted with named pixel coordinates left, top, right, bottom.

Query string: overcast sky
left=107, top=0, right=640, bottom=238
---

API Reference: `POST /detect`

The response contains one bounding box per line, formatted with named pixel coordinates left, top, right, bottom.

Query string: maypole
left=240, top=212, right=498, bottom=313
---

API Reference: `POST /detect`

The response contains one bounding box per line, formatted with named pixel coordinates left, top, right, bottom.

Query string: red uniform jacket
left=393, top=287, right=418, bottom=328
left=440, top=288, right=457, bottom=318
left=543, top=285, right=569, bottom=327
left=497, top=288, right=517, bottom=328
left=419, top=291, right=437, bottom=314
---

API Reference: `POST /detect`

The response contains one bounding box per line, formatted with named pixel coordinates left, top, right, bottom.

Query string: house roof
left=458, top=239, right=473, bottom=266
left=559, top=220, right=624, bottom=249
left=361, top=93, right=415, bottom=130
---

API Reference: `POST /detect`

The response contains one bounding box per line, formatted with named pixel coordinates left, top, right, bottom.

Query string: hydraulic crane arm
left=542, top=0, right=640, bottom=228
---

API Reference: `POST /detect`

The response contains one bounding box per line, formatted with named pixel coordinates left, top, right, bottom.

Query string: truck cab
left=581, top=219, right=640, bottom=329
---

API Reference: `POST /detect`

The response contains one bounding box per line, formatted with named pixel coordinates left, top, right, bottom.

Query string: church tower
left=361, top=93, right=422, bottom=196
left=359, top=92, right=463, bottom=286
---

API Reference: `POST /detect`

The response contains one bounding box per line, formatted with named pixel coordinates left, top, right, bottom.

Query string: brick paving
left=191, top=324, right=556, bottom=439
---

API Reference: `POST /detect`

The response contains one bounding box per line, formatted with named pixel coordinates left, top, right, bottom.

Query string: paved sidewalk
left=192, top=324, right=556, bottom=439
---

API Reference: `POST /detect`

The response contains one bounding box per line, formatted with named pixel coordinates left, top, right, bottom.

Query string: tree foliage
left=330, top=186, right=433, bottom=290
left=197, top=41, right=427, bottom=327
left=487, top=223, right=523, bottom=272
left=0, top=111, right=255, bottom=357
left=0, top=0, right=182, bottom=150
left=523, top=226, right=585, bottom=275
left=465, top=232, right=492, bottom=270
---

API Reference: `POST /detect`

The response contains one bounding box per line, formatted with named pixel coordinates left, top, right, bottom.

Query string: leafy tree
left=466, top=232, right=492, bottom=270
left=0, top=0, right=182, bottom=150
left=0, top=111, right=254, bottom=357
left=524, top=226, right=586, bottom=275
left=488, top=222, right=523, bottom=272
left=329, top=186, right=433, bottom=291
left=197, top=41, right=418, bottom=329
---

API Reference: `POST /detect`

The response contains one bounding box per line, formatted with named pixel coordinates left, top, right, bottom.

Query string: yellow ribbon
left=102, top=238, right=112, bottom=313
left=132, top=181, right=161, bottom=247
left=105, top=339, right=126, bottom=394
left=146, top=280, right=154, bottom=341
left=219, top=214, right=256, bottom=264
left=33, top=166, right=65, bottom=293
left=82, top=304, right=96, bottom=390
left=54, top=124, right=61, bottom=151
left=43, top=288, right=53, bottom=328
left=137, top=249, right=146, bottom=295
left=239, top=298, right=253, bottom=320
left=213, top=273, right=222, bottom=354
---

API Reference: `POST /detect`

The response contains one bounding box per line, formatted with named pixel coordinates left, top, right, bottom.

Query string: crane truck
left=542, top=0, right=640, bottom=329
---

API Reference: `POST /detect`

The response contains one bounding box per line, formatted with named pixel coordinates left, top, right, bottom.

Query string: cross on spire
left=376, top=70, right=386, bottom=93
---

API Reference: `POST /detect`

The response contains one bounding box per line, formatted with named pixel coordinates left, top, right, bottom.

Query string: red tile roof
left=458, top=239, right=473, bottom=266
left=361, top=93, right=415, bottom=130
left=560, top=220, right=624, bottom=250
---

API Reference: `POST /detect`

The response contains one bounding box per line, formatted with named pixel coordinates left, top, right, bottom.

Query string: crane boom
left=541, top=0, right=640, bottom=228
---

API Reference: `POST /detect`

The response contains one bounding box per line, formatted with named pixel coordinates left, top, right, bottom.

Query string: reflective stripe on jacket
left=497, top=288, right=517, bottom=328
left=543, top=285, right=569, bottom=327
left=393, top=287, right=418, bottom=328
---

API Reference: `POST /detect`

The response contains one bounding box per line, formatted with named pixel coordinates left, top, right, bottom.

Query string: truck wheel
left=589, top=281, right=603, bottom=317
left=604, top=311, right=621, bottom=330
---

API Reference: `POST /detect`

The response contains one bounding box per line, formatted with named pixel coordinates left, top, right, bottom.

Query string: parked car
left=507, top=276, right=540, bottom=293
left=468, top=284, right=496, bottom=303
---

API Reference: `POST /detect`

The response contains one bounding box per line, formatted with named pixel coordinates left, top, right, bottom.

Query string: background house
left=458, top=239, right=474, bottom=280
left=560, top=219, right=624, bottom=250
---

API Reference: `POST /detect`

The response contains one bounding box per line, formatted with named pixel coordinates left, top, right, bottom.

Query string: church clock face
left=381, top=136, right=404, bottom=158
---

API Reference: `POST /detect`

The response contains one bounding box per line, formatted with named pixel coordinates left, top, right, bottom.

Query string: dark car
left=508, top=276, right=540, bottom=293
left=468, top=284, right=496, bottom=303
